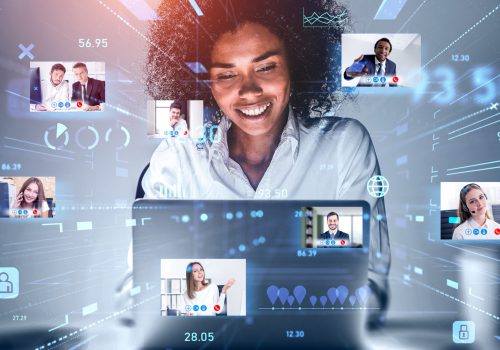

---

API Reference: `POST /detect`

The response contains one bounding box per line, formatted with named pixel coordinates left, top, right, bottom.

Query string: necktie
left=82, top=84, right=88, bottom=104
left=376, top=63, right=382, bottom=76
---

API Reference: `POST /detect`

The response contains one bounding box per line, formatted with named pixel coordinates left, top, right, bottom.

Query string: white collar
left=375, top=57, right=386, bottom=67
left=466, top=217, right=489, bottom=228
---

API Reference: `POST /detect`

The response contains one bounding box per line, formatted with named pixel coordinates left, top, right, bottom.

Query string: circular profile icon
left=380, top=77, right=387, bottom=83
left=480, top=228, right=488, bottom=235
left=393, top=76, right=399, bottom=83
left=193, top=305, right=199, bottom=311
left=200, top=305, right=207, bottom=311
left=495, top=228, right=500, bottom=235
left=473, top=229, right=479, bottom=235
left=185, top=305, right=192, bottom=312
left=367, top=175, right=390, bottom=198
left=373, top=76, right=379, bottom=83
left=214, top=304, right=221, bottom=312
left=465, top=228, right=472, bottom=235
left=340, top=240, right=345, bottom=246
left=76, top=101, right=83, bottom=108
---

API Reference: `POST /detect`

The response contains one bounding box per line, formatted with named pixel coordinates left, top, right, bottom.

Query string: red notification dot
left=184, top=131, right=188, bottom=135
left=214, top=304, right=221, bottom=312
left=76, top=101, right=83, bottom=108
left=32, top=209, right=38, bottom=215
left=392, top=76, right=399, bottom=83
left=495, top=228, right=500, bottom=235
left=340, top=240, right=345, bottom=246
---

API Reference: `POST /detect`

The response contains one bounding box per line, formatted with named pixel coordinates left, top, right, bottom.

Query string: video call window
left=29, top=61, right=105, bottom=112
left=440, top=182, right=500, bottom=240
left=341, top=33, right=421, bottom=88
left=160, top=259, right=246, bottom=317
left=301, top=207, right=363, bottom=248
left=147, top=100, right=204, bottom=139
left=0, top=176, right=56, bottom=218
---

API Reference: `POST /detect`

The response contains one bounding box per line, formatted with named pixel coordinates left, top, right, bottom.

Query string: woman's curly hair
left=145, top=0, right=351, bottom=122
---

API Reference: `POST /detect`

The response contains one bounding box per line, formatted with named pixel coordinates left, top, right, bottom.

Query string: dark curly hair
left=145, top=0, right=351, bottom=122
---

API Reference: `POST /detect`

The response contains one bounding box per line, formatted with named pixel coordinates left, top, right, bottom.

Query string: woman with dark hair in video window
left=180, top=262, right=235, bottom=316
left=10, top=177, right=50, bottom=218
left=141, top=0, right=390, bottom=325
left=452, top=183, right=500, bottom=240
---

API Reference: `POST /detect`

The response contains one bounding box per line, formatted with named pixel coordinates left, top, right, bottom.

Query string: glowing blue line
left=5, top=89, right=30, bottom=101
left=448, top=112, right=500, bottom=134
left=443, top=243, right=500, bottom=262
left=48, top=314, right=69, bottom=332
left=4, top=137, right=74, bottom=154
left=447, top=159, right=500, bottom=171
left=449, top=73, right=500, bottom=105
left=448, top=119, right=500, bottom=140
left=4, top=145, right=74, bottom=160
left=188, top=0, right=203, bottom=16
left=397, top=0, right=428, bottom=32
left=447, top=165, right=500, bottom=176
left=374, top=0, right=408, bottom=20
left=414, top=279, right=499, bottom=321
left=422, top=4, right=500, bottom=69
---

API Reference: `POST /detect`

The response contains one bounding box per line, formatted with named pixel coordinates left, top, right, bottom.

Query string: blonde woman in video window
left=180, top=262, right=235, bottom=316
left=10, top=177, right=50, bottom=218
left=452, top=183, right=500, bottom=239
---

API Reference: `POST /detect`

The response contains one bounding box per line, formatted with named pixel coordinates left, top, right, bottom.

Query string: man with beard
left=35, top=63, right=70, bottom=111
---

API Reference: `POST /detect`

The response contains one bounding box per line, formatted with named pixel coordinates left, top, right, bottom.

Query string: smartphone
left=347, top=61, right=366, bottom=73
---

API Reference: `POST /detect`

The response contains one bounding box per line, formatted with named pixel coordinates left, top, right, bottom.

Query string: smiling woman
left=9, top=177, right=50, bottom=218
left=142, top=0, right=390, bottom=326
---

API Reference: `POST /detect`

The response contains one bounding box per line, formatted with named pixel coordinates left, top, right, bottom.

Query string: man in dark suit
left=344, top=37, right=397, bottom=87
left=319, top=212, right=350, bottom=240
left=71, top=62, right=105, bottom=111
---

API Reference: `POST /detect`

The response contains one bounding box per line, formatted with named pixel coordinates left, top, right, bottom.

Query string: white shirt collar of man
left=374, top=57, right=386, bottom=69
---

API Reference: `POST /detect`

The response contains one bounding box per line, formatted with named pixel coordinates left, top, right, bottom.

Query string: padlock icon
left=459, top=325, right=469, bottom=339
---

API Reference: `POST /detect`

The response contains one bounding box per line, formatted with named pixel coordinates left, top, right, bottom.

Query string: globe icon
left=367, top=175, right=389, bottom=198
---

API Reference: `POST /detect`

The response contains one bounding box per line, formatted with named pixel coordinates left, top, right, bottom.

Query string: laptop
left=131, top=199, right=371, bottom=349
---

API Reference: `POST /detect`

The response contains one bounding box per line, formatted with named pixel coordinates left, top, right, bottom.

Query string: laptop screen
left=132, top=199, right=371, bottom=348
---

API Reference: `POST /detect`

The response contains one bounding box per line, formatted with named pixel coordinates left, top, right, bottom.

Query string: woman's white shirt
left=180, top=284, right=225, bottom=316
left=452, top=217, right=500, bottom=240
left=142, top=108, right=390, bottom=276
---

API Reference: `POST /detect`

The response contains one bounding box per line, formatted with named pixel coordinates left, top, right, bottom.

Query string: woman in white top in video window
left=452, top=183, right=500, bottom=240
left=180, top=262, right=235, bottom=316
left=141, top=0, right=390, bottom=326
left=10, top=177, right=50, bottom=218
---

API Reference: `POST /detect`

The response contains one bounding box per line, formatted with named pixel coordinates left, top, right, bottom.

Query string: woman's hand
left=12, top=192, right=23, bottom=209
left=221, top=278, right=236, bottom=293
